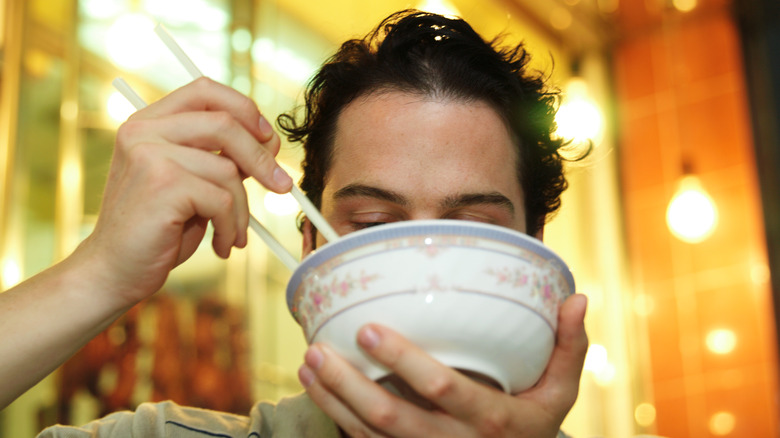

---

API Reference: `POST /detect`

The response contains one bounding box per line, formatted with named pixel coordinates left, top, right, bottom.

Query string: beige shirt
left=37, top=393, right=341, bottom=438
left=38, top=393, right=572, bottom=437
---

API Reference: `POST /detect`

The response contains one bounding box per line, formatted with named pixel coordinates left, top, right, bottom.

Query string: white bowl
left=286, top=220, right=575, bottom=394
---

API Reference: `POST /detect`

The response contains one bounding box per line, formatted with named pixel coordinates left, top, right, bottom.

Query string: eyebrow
left=332, top=184, right=410, bottom=205
left=331, top=183, right=515, bottom=216
left=442, top=192, right=515, bottom=216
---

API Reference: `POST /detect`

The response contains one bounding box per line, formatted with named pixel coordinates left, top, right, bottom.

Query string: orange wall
left=614, top=1, right=779, bottom=436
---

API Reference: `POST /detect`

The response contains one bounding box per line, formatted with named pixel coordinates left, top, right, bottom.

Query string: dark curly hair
left=278, top=9, right=576, bottom=236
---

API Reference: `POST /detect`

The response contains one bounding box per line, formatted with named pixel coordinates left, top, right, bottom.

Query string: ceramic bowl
left=286, top=219, right=575, bottom=394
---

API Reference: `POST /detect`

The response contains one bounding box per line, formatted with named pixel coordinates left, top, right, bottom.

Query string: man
left=0, top=10, right=587, bottom=437
left=283, top=11, right=588, bottom=436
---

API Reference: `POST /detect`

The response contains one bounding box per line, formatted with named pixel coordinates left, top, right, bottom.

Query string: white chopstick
left=152, top=23, right=340, bottom=244
left=111, top=77, right=299, bottom=271
left=247, top=214, right=299, bottom=271
left=111, top=77, right=147, bottom=110
left=153, top=24, right=205, bottom=79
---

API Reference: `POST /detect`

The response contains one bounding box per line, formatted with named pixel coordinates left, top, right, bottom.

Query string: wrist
left=62, top=236, right=148, bottom=314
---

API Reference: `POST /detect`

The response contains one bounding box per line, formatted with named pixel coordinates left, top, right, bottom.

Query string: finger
left=120, top=111, right=290, bottom=193
left=302, top=344, right=448, bottom=437
left=178, top=216, right=209, bottom=265
left=298, top=364, right=387, bottom=438
left=524, top=293, right=588, bottom=412
left=355, top=325, right=501, bottom=422
left=174, top=171, right=239, bottom=259
left=126, top=77, right=291, bottom=192
left=152, top=144, right=250, bottom=249
left=125, top=153, right=239, bottom=259
left=131, top=77, right=269, bottom=143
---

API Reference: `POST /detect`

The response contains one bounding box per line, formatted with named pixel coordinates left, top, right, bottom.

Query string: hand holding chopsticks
left=111, top=23, right=340, bottom=270
left=152, top=23, right=338, bottom=243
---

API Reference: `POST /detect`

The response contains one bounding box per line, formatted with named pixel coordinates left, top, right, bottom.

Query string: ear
left=302, top=218, right=317, bottom=256
left=534, top=216, right=545, bottom=241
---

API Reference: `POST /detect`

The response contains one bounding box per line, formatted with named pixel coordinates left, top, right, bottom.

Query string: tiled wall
left=614, top=1, right=779, bottom=436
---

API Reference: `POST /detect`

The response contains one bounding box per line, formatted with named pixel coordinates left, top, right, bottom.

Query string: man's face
left=305, top=91, right=528, bottom=251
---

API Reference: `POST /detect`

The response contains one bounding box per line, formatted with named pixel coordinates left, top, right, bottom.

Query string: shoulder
left=37, top=396, right=339, bottom=438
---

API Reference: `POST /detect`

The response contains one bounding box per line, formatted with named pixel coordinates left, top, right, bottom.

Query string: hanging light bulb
left=666, top=175, right=718, bottom=243
left=555, top=77, right=603, bottom=145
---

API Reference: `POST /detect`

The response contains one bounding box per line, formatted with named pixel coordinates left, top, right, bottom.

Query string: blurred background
left=0, top=0, right=778, bottom=436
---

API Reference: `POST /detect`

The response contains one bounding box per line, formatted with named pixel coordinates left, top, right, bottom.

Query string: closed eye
left=348, top=211, right=401, bottom=231
left=351, top=221, right=389, bottom=230
left=446, top=212, right=496, bottom=224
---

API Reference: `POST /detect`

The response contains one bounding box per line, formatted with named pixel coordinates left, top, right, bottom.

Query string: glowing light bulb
left=555, top=78, right=603, bottom=144
left=666, top=175, right=718, bottom=243
left=706, top=329, right=737, bottom=355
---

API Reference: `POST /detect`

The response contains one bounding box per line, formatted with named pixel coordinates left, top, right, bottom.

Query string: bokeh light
left=634, top=402, right=656, bottom=427
left=264, top=192, right=299, bottom=216
left=709, top=411, right=736, bottom=436
left=107, top=91, right=137, bottom=123
left=550, top=7, right=573, bottom=30
left=633, top=294, right=656, bottom=316
left=231, top=28, right=253, bottom=53
left=1, top=258, right=22, bottom=289
left=80, top=0, right=125, bottom=20
left=105, top=14, right=159, bottom=70
left=417, top=0, right=461, bottom=17
left=251, top=38, right=316, bottom=84
left=584, top=344, right=616, bottom=385
left=673, top=0, right=697, bottom=12
left=141, top=0, right=228, bottom=31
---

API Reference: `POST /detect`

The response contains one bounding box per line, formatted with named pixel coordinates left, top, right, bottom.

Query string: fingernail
left=258, top=115, right=274, bottom=138
left=358, top=326, right=381, bottom=350
left=273, top=166, right=293, bottom=188
left=298, top=365, right=315, bottom=387
left=305, top=346, right=324, bottom=370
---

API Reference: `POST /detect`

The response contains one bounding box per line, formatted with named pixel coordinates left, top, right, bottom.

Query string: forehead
left=319, top=91, right=527, bottom=232
left=327, top=91, right=520, bottom=188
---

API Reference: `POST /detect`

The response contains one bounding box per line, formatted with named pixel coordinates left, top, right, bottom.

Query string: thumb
left=525, top=293, right=588, bottom=412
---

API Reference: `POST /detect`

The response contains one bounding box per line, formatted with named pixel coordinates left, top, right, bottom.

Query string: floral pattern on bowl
left=289, top=221, right=574, bottom=343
